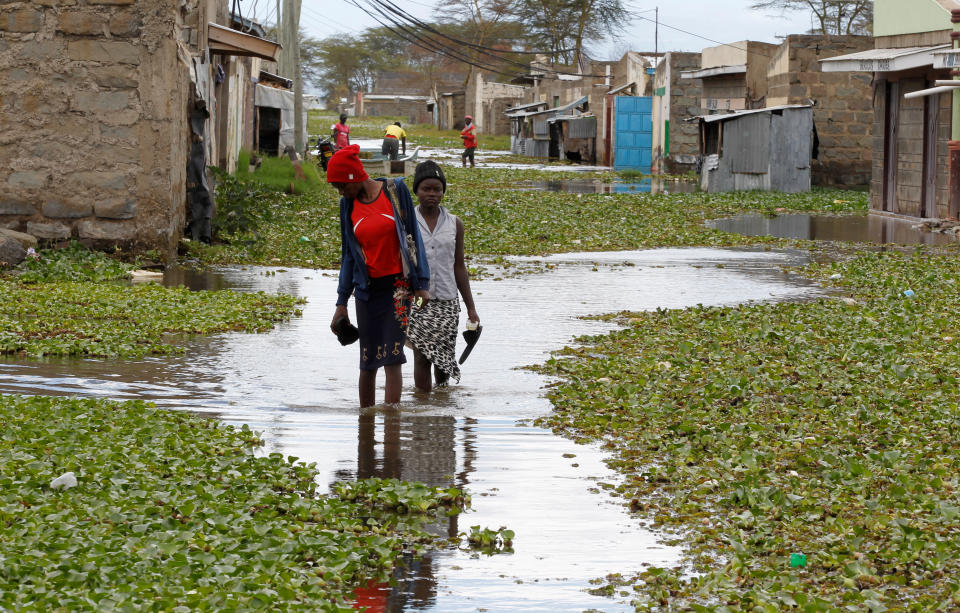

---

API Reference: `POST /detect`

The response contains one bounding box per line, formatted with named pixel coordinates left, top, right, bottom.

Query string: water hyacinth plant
left=535, top=249, right=960, bottom=609
left=0, top=394, right=468, bottom=611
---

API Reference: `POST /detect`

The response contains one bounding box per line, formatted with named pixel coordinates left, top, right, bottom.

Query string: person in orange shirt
left=460, top=116, right=477, bottom=168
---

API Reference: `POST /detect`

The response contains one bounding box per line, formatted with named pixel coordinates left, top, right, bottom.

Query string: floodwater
left=0, top=248, right=829, bottom=612
left=708, top=212, right=960, bottom=246
left=514, top=177, right=698, bottom=195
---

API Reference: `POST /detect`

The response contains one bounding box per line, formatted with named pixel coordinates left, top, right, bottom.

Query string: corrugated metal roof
left=505, top=101, right=549, bottom=114
left=695, top=104, right=812, bottom=124
left=607, top=81, right=636, bottom=95
left=526, top=95, right=589, bottom=117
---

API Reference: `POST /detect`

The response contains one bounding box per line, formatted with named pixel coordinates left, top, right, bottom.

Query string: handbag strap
left=380, top=178, right=404, bottom=223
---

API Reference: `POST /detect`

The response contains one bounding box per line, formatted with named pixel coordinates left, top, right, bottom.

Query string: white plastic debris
left=50, top=472, right=77, bottom=490
left=829, top=273, right=842, bottom=280
left=841, top=297, right=858, bottom=306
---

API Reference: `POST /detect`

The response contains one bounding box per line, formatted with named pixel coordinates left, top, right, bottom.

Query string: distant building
left=681, top=41, right=778, bottom=113
left=821, top=0, right=956, bottom=217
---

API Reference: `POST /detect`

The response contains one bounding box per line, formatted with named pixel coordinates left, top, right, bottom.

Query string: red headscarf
left=326, top=144, right=369, bottom=183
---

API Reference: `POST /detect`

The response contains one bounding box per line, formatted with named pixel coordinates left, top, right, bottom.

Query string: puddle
left=707, top=213, right=960, bottom=246
left=0, top=248, right=828, bottom=612
left=512, top=178, right=698, bottom=194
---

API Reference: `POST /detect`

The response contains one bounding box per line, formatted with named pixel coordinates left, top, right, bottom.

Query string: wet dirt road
left=0, top=248, right=828, bottom=612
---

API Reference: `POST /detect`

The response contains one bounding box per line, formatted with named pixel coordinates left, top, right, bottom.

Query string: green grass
left=234, top=150, right=326, bottom=195
left=0, top=394, right=467, bottom=611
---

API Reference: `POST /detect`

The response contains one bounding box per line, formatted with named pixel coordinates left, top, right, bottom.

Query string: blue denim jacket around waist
left=336, top=177, right=430, bottom=306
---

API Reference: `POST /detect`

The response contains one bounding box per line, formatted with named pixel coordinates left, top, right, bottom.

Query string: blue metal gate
left=613, top=96, right=652, bottom=172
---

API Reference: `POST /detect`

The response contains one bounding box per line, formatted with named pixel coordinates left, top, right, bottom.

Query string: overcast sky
left=245, top=0, right=818, bottom=59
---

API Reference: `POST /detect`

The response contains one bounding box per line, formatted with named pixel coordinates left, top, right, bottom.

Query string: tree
left=437, top=0, right=515, bottom=86
left=508, top=0, right=631, bottom=65
left=750, top=0, right=873, bottom=36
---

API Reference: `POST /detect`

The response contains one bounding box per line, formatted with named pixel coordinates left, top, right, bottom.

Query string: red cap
left=465, top=115, right=473, bottom=121
left=326, top=144, right=369, bottom=183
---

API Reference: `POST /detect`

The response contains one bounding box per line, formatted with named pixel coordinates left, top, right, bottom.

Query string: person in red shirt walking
left=331, top=113, right=350, bottom=149
left=327, top=145, right=431, bottom=407
left=460, top=116, right=477, bottom=168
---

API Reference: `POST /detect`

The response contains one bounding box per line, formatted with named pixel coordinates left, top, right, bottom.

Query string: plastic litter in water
left=829, top=273, right=842, bottom=280
left=299, top=236, right=311, bottom=243
left=903, top=289, right=916, bottom=298
left=789, top=553, right=807, bottom=568
left=50, top=472, right=78, bottom=490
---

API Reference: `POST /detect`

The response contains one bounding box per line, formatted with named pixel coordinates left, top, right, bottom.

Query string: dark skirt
left=355, top=274, right=410, bottom=371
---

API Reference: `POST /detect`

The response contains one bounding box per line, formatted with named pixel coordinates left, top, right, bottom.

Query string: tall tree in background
left=437, top=0, right=514, bottom=86
left=509, top=0, right=631, bottom=65
left=750, top=0, right=873, bottom=36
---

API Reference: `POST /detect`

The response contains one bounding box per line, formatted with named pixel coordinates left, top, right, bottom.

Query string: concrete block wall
left=652, top=52, right=701, bottom=175
left=0, top=0, right=194, bottom=257
left=766, top=35, right=874, bottom=187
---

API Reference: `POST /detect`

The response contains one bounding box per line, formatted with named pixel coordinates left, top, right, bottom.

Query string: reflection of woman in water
left=405, top=161, right=480, bottom=392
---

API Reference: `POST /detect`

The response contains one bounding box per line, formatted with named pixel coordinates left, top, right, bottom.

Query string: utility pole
left=291, top=0, right=303, bottom=154
left=278, top=0, right=304, bottom=154
left=654, top=7, right=658, bottom=60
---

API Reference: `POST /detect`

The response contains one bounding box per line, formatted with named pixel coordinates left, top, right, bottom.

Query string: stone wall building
left=767, top=35, right=874, bottom=187
left=0, top=0, right=277, bottom=257
left=464, top=73, right=526, bottom=135
left=651, top=52, right=702, bottom=175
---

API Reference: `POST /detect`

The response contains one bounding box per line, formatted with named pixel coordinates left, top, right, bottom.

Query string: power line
left=357, top=0, right=607, bottom=77
left=634, top=14, right=774, bottom=59
left=346, top=0, right=530, bottom=80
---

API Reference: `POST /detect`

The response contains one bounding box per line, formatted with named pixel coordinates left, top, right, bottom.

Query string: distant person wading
left=382, top=121, right=407, bottom=161
left=460, top=115, right=477, bottom=168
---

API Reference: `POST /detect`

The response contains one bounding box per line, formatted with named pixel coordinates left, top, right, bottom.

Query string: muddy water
left=0, top=248, right=828, bottom=612
left=708, top=212, right=960, bottom=246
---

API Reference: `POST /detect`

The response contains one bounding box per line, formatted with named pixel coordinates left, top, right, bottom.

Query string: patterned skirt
left=355, top=274, right=410, bottom=371
left=407, top=298, right=461, bottom=383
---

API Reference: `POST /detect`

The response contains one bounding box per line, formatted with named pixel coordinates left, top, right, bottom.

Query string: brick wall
left=0, top=0, right=201, bottom=256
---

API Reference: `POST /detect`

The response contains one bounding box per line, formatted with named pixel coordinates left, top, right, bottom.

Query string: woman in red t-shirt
left=328, top=145, right=431, bottom=407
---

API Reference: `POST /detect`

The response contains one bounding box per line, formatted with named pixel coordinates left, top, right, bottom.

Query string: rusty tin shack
left=696, top=105, right=814, bottom=193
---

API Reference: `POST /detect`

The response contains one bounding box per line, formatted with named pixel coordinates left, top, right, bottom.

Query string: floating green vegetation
left=0, top=394, right=467, bottom=611
left=533, top=249, right=960, bottom=609
left=0, top=243, right=303, bottom=359
left=197, top=161, right=869, bottom=269
left=464, top=525, right=515, bottom=555
left=0, top=279, right=302, bottom=358
left=12, top=241, right=136, bottom=284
